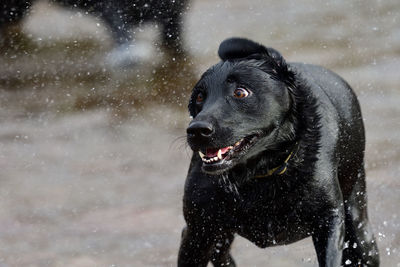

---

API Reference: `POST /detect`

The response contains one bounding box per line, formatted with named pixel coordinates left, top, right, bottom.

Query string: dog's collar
left=254, top=142, right=298, bottom=178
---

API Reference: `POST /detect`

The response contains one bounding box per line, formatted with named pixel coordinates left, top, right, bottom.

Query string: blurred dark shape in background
left=1, top=0, right=189, bottom=67
left=0, top=0, right=197, bottom=117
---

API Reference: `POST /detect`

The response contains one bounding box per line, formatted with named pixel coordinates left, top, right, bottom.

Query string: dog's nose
left=187, top=121, right=214, bottom=138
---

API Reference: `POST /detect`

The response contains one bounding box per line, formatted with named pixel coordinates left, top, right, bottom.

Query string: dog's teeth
left=199, top=151, right=205, bottom=159
left=217, top=149, right=222, bottom=159
left=235, top=141, right=241, bottom=147
left=202, top=153, right=223, bottom=164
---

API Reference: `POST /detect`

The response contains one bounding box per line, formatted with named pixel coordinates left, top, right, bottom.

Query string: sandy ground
left=0, top=0, right=399, bottom=266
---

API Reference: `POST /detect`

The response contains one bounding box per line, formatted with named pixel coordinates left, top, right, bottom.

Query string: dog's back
left=291, top=63, right=366, bottom=197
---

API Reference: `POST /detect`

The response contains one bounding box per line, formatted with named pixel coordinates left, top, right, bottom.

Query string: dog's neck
left=254, top=141, right=299, bottom=178
left=249, top=140, right=298, bottom=178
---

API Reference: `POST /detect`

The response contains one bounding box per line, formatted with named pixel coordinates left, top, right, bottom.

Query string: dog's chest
left=228, top=181, right=311, bottom=247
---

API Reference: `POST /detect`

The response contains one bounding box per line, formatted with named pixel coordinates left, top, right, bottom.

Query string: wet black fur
left=179, top=38, right=379, bottom=266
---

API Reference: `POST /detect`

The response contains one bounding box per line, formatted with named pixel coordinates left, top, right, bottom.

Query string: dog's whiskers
left=169, top=135, right=193, bottom=158
left=170, top=135, right=188, bottom=150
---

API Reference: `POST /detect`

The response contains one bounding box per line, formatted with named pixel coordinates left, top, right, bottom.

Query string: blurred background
left=0, top=0, right=399, bottom=266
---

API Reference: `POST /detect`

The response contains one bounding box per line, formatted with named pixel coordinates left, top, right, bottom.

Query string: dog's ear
left=218, top=38, right=295, bottom=89
left=218, top=37, right=282, bottom=61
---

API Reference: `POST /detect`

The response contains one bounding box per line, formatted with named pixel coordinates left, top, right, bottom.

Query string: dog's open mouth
left=198, top=134, right=260, bottom=173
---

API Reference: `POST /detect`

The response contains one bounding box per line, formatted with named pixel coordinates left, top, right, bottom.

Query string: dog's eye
left=233, top=88, right=250, bottom=98
left=196, top=92, right=205, bottom=104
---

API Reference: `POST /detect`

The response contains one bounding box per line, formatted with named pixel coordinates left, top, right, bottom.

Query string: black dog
left=179, top=38, right=379, bottom=267
left=0, top=0, right=188, bottom=66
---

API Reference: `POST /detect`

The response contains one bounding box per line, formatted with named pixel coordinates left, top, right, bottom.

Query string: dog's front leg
left=210, top=232, right=236, bottom=267
left=312, top=209, right=345, bottom=267
left=178, top=226, right=214, bottom=267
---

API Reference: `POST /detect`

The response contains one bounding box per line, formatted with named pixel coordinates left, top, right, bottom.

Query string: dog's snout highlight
left=187, top=121, right=214, bottom=138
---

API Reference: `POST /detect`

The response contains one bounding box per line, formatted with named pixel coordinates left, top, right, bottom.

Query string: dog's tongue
left=206, top=147, right=230, bottom=157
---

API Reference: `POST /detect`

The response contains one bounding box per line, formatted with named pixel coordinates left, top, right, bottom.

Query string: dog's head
left=187, top=38, right=295, bottom=175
